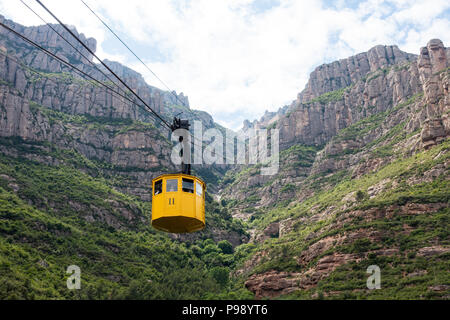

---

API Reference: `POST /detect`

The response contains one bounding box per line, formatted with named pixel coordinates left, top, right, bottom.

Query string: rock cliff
left=0, top=15, right=229, bottom=200
left=0, top=16, right=244, bottom=246
left=223, top=40, right=448, bottom=215
left=221, top=39, right=449, bottom=299
left=0, top=13, right=448, bottom=300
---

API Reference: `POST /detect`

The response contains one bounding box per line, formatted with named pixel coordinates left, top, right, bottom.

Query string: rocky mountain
left=222, top=41, right=448, bottom=214
left=0, top=13, right=448, bottom=300
left=240, top=44, right=417, bottom=143
left=220, top=39, right=449, bottom=299
left=0, top=16, right=249, bottom=299
left=0, top=14, right=231, bottom=198
left=240, top=105, right=289, bottom=133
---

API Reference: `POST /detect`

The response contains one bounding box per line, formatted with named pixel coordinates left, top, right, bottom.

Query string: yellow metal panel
left=164, top=177, right=180, bottom=216
left=151, top=173, right=206, bottom=233
left=152, top=178, right=164, bottom=220
left=195, top=179, right=204, bottom=222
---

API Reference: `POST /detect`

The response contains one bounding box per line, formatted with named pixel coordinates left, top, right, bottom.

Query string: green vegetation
left=2, top=50, right=121, bottom=91
left=281, top=183, right=296, bottom=193
left=217, top=240, right=233, bottom=254
left=1, top=36, right=448, bottom=301
left=306, top=86, right=351, bottom=105
left=280, top=144, right=318, bottom=169
left=0, top=137, right=250, bottom=299
left=355, top=190, right=368, bottom=201
left=328, top=92, right=423, bottom=158
left=30, top=101, right=160, bottom=135
left=307, top=170, right=351, bottom=193
left=252, top=139, right=450, bottom=232
left=266, top=121, right=278, bottom=130
left=433, top=66, right=450, bottom=76
left=285, top=208, right=449, bottom=299
left=237, top=132, right=449, bottom=297
left=239, top=134, right=449, bottom=299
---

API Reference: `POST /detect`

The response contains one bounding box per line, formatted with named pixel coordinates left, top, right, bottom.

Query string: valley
left=0, top=15, right=448, bottom=300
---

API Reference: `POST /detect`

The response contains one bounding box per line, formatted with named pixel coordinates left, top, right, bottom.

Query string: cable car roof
left=152, top=173, right=206, bottom=185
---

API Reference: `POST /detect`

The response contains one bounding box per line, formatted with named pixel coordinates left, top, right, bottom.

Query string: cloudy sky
left=1, top=0, right=449, bottom=130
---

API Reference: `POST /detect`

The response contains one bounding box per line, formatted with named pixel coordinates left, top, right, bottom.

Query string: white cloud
left=0, top=0, right=449, bottom=130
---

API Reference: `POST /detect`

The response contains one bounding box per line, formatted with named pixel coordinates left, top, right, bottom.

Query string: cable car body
left=151, top=173, right=206, bottom=233
left=151, top=118, right=206, bottom=233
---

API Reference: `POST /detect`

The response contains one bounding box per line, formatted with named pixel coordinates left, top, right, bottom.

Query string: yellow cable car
left=151, top=118, right=206, bottom=233
left=151, top=173, right=206, bottom=233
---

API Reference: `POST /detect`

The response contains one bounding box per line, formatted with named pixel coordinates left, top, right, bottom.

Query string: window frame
left=182, top=178, right=194, bottom=193
left=154, top=179, right=162, bottom=195
left=166, top=178, right=178, bottom=192
left=196, top=181, right=203, bottom=196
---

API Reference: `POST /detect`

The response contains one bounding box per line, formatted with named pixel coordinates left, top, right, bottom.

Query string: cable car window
left=166, top=179, right=178, bottom=192
left=154, top=180, right=162, bottom=195
left=196, top=182, right=203, bottom=196
left=182, top=178, right=194, bottom=193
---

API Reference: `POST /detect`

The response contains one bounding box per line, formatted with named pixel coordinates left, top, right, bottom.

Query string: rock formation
left=1, top=14, right=449, bottom=300
left=221, top=39, right=449, bottom=299
left=0, top=15, right=227, bottom=200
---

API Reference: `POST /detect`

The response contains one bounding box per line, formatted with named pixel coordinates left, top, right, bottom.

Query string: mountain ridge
left=219, top=38, right=449, bottom=299
left=241, top=43, right=419, bottom=135
left=0, top=14, right=448, bottom=300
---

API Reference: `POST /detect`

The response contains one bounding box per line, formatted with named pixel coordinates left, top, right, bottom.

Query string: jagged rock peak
left=274, top=39, right=449, bottom=148
left=103, top=59, right=143, bottom=80
left=0, top=14, right=96, bottom=62
left=101, top=60, right=189, bottom=108
left=419, top=39, right=448, bottom=75
left=240, top=44, right=417, bottom=132
left=299, top=44, right=416, bottom=104
left=240, top=105, right=289, bottom=132
left=416, top=38, right=449, bottom=149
